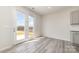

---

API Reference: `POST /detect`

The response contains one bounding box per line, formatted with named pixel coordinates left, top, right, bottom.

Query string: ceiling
left=26, top=6, right=71, bottom=15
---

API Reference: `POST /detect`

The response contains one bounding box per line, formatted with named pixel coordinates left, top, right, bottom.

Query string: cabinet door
left=71, top=10, right=79, bottom=25
left=72, top=31, right=79, bottom=44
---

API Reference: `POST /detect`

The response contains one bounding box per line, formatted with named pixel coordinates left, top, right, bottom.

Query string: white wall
left=34, top=15, right=42, bottom=37
left=42, top=7, right=79, bottom=41
left=0, top=7, right=15, bottom=50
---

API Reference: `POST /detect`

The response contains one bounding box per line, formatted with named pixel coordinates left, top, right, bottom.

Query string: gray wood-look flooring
left=1, top=37, right=79, bottom=53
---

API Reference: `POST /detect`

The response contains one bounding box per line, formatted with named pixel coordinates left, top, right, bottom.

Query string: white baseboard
left=0, top=45, right=13, bottom=52
left=44, top=36, right=70, bottom=42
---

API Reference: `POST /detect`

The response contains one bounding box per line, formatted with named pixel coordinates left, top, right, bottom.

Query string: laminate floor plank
left=1, top=37, right=79, bottom=53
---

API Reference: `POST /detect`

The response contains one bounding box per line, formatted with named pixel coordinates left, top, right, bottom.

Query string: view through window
left=16, top=11, right=34, bottom=40
left=16, top=11, right=25, bottom=40
left=29, top=16, right=34, bottom=39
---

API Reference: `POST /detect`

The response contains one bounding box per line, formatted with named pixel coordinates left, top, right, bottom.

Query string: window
left=16, top=11, right=25, bottom=40
left=29, top=16, right=34, bottom=39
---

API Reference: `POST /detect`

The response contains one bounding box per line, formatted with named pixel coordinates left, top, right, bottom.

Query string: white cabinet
left=71, top=10, right=79, bottom=25
left=71, top=31, right=79, bottom=44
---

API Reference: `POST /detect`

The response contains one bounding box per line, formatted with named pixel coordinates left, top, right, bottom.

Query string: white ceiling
left=26, top=6, right=70, bottom=15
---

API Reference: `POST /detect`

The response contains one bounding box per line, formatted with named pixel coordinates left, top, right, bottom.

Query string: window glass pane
left=29, top=16, right=34, bottom=39
left=29, top=16, right=34, bottom=27
left=16, top=11, right=25, bottom=40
